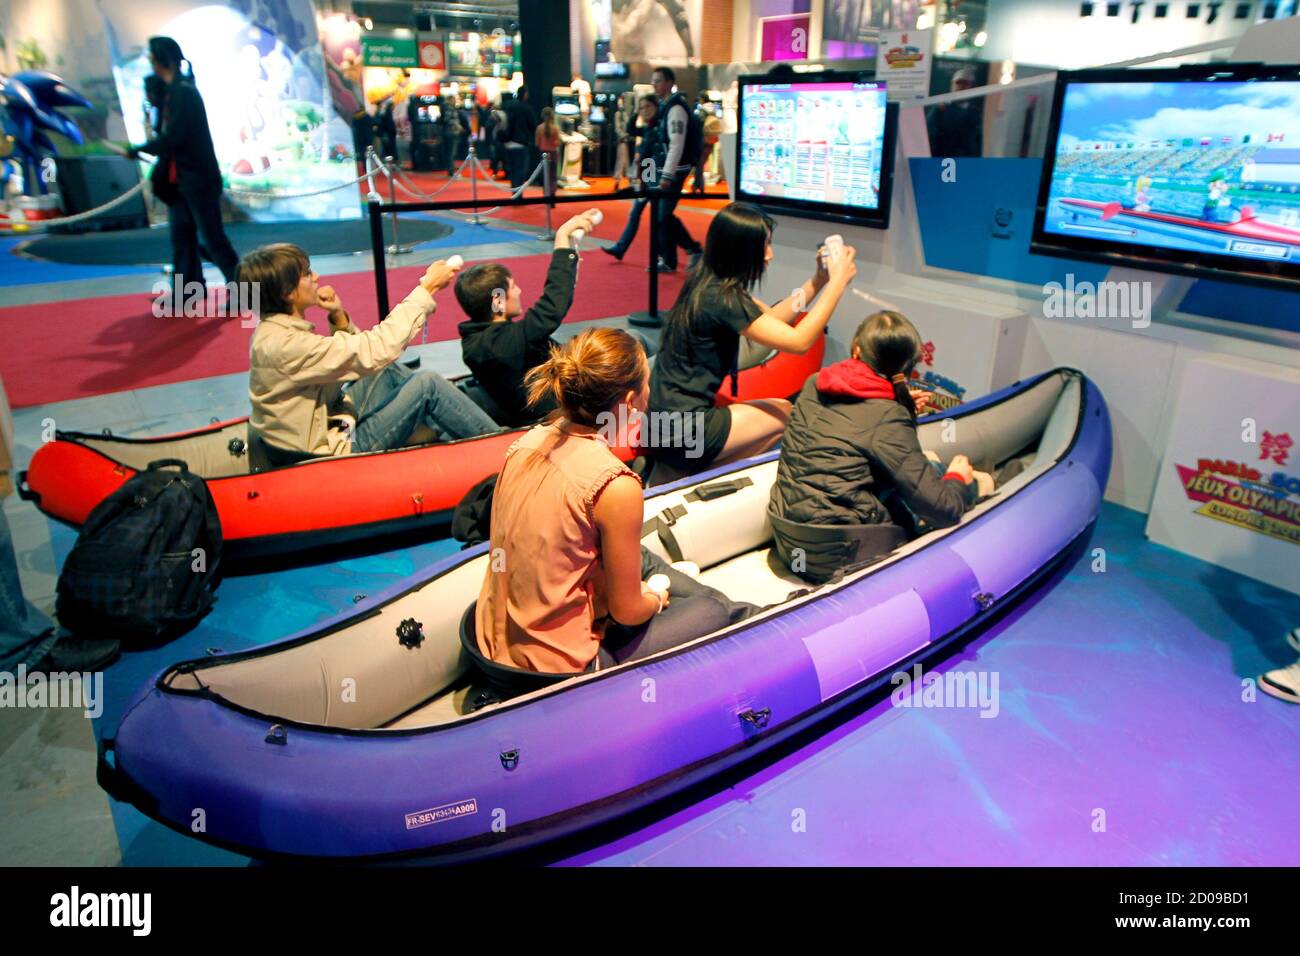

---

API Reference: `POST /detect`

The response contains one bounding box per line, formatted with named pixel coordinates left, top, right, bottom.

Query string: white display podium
left=1146, top=356, right=1300, bottom=595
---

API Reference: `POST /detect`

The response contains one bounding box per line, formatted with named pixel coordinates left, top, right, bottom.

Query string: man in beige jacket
left=243, top=244, right=497, bottom=460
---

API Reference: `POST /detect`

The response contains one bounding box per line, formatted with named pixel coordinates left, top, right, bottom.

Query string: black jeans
left=608, top=195, right=649, bottom=254
left=504, top=143, right=529, bottom=188
left=654, top=174, right=702, bottom=269
left=170, top=188, right=239, bottom=294
left=597, top=547, right=760, bottom=667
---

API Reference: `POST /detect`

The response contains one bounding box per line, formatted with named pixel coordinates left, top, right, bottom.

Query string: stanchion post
left=649, top=188, right=659, bottom=319
left=538, top=152, right=555, bottom=241
left=629, top=187, right=662, bottom=329
left=382, top=155, right=413, bottom=256
left=467, top=145, right=484, bottom=225
left=368, top=193, right=390, bottom=322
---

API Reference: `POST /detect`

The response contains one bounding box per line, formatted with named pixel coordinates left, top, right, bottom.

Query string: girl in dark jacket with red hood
left=768, top=310, right=983, bottom=583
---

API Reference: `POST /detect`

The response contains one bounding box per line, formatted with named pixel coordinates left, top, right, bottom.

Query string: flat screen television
left=735, top=71, right=897, bottom=228
left=1031, top=62, right=1300, bottom=291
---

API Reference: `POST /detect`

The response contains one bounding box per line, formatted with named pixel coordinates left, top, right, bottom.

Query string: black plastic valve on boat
left=500, top=749, right=520, bottom=771
left=228, top=437, right=245, bottom=457
left=739, top=707, right=771, bottom=729
left=265, top=724, right=287, bottom=746
left=974, top=592, right=995, bottom=611
left=397, top=618, right=424, bottom=649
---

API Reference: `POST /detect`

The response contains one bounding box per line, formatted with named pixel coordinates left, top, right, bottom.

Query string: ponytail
left=525, top=327, right=647, bottom=425
left=889, top=371, right=917, bottom=419
left=147, top=36, right=193, bottom=81
left=853, top=310, right=924, bottom=419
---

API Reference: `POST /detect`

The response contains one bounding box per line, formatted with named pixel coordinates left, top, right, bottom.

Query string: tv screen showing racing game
left=736, top=72, right=897, bottom=228
left=1031, top=63, right=1300, bottom=290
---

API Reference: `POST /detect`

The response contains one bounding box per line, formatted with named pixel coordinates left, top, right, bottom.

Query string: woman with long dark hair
left=128, top=36, right=239, bottom=307
left=645, top=201, right=857, bottom=478
left=767, top=310, right=986, bottom=583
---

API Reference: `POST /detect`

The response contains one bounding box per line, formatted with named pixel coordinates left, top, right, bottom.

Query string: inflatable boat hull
left=98, top=369, right=1110, bottom=862
left=20, top=339, right=823, bottom=558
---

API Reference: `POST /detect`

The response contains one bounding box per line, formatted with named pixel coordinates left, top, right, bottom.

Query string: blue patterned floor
left=75, top=501, right=1300, bottom=866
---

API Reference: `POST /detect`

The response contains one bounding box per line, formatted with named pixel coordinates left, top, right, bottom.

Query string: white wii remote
left=571, top=208, right=604, bottom=245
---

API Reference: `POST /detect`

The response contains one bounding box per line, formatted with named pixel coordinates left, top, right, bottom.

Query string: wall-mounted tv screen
left=1031, top=62, right=1300, bottom=291
left=735, top=71, right=897, bottom=228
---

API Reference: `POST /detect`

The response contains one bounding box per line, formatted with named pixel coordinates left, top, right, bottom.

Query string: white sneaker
left=1259, top=659, right=1300, bottom=704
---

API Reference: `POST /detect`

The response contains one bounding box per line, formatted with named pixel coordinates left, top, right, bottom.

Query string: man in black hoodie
left=455, top=209, right=602, bottom=427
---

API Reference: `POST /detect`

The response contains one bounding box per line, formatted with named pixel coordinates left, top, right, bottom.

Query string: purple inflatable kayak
left=98, top=368, right=1110, bottom=862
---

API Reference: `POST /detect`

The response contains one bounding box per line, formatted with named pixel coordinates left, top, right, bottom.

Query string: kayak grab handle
left=95, top=736, right=156, bottom=813
left=96, top=737, right=124, bottom=799
left=14, top=470, right=38, bottom=505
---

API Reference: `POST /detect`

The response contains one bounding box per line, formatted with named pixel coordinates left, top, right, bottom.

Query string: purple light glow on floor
left=556, top=506, right=1300, bottom=866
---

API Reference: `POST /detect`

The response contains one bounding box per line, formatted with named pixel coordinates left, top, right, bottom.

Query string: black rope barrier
left=366, top=184, right=732, bottom=329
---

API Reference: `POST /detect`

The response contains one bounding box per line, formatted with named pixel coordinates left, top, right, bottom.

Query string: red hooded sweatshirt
left=813, top=359, right=966, bottom=484
left=815, top=358, right=899, bottom=401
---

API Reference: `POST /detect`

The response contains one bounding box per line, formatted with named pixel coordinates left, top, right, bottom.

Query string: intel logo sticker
left=405, top=798, right=479, bottom=830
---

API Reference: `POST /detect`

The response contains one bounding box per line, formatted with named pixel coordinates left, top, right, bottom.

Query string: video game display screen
left=1032, top=63, right=1300, bottom=290
left=736, top=72, right=896, bottom=228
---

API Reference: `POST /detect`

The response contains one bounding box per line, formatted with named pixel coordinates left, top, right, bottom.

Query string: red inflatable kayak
left=19, top=338, right=824, bottom=558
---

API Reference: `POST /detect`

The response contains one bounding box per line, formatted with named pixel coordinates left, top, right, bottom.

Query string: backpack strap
left=147, top=458, right=191, bottom=472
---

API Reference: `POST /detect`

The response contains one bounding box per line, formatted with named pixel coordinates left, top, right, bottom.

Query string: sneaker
left=646, top=258, right=676, bottom=273
left=601, top=245, right=625, bottom=261
left=1287, top=626, right=1300, bottom=654
left=1259, top=659, right=1300, bottom=704
left=32, top=634, right=121, bottom=673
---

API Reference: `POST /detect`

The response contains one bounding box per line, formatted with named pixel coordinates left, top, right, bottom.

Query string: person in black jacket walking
left=128, top=36, right=239, bottom=307
left=454, top=208, right=602, bottom=426
left=602, top=95, right=661, bottom=260
left=502, top=87, right=539, bottom=188
left=768, top=310, right=989, bottom=583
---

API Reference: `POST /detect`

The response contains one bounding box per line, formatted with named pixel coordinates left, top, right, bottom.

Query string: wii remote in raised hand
left=571, top=209, right=604, bottom=245
left=647, top=573, right=671, bottom=595
left=822, top=233, right=844, bottom=265
left=445, top=255, right=464, bottom=270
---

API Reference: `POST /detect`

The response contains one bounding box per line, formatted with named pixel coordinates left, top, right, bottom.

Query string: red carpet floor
left=1, top=251, right=688, bottom=408
left=369, top=171, right=726, bottom=252
left=1, top=174, right=722, bottom=408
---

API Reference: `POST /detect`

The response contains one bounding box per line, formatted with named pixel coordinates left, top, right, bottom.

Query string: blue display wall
left=910, top=158, right=1300, bottom=337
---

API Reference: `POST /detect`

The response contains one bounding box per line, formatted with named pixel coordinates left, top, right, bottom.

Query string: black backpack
left=57, top=459, right=222, bottom=647
left=451, top=473, right=497, bottom=548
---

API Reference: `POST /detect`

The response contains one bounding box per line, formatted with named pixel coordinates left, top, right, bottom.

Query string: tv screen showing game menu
left=736, top=72, right=897, bottom=228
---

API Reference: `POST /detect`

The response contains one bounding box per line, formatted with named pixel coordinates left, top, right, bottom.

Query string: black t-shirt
left=649, top=282, right=761, bottom=414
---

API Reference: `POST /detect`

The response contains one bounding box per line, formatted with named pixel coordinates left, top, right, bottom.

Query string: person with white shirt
left=241, top=244, right=497, bottom=463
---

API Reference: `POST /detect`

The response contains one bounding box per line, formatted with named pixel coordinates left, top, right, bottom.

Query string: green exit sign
left=362, top=36, right=417, bottom=68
